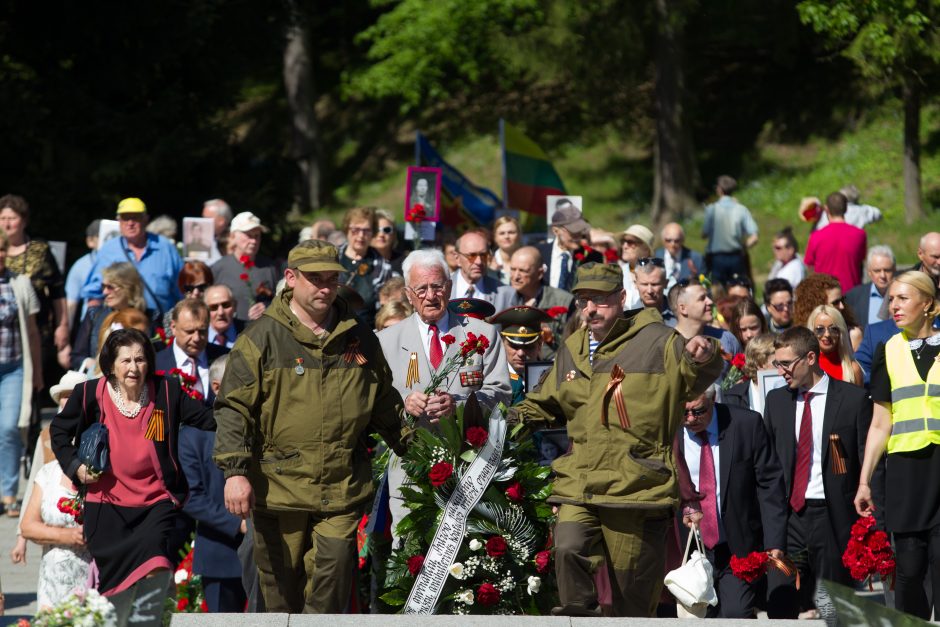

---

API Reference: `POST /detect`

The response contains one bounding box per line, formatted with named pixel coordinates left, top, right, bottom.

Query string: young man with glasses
left=676, top=384, right=787, bottom=618
left=763, top=278, right=795, bottom=334
left=378, top=248, right=510, bottom=543
left=449, top=230, right=501, bottom=303
left=511, top=262, right=723, bottom=617
left=763, top=326, right=872, bottom=619
left=214, top=239, right=409, bottom=614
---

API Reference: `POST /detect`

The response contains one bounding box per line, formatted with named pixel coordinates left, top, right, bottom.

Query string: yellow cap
left=116, top=197, right=147, bottom=215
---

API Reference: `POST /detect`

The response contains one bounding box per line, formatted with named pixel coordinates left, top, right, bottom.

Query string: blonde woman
left=855, top=271, right=940, bottom=619
left=806, top=304, right=863, bottom=386
left=489, top=216, right=521, bottom=285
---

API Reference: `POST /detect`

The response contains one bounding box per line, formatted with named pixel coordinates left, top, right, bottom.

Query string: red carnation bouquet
left=418, top=332, right=489, bottom=401
left=843, top=516, right=895, bottom=589
left=238, top=254, right=257, bottom=306
left=720, top=351, right=747, bottom=391
left=156, top=367, right=204, bottom=402
left=57, top=494, right=84, bottom=524
left=730, top=551, right=800, bottom=587
left=405, top=204, right=427, bottom=250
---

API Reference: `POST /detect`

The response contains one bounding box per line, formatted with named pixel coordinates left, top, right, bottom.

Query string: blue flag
left=415, top=132, right=502, bottom=228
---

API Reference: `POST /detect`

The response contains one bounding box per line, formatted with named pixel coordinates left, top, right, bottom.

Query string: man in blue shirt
left=65, top=219, right=100, bottom=328
left=81, top=197, right=182, bottom=319
left=702, top=176, right=759, bottom=285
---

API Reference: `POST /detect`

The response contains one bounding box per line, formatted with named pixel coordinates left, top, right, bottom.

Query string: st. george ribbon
left=403, top=407, right=507, bottom=614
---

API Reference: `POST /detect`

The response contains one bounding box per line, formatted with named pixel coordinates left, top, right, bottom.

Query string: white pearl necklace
left=110, top=383, right=148, bottom=418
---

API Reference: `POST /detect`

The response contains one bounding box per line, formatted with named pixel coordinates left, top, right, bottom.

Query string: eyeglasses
left=348, top=227, right=373, bottom=236
left=183, top=283, right=209, bottom=293
left=378, top=226, right=394, bottom=235
left=575, top=293, right=617, bottom=308
left=771, top=354, right=807, bottom=371
left=636, top=257, right=665, bottom=268
left=102, top=283, right=119, bottom=292
left=408, top=282, right=447, bottom=298
left=769, top=300, right=793, bottom=312
left=814, top=325, right=841, bottom=338
left=684, top=406, right=709, bottom=418
left=208, top=301, right=233, bottom=312
left=458, top=251, right=490, bottom=262
left=663, top=238, right=682, bottom=244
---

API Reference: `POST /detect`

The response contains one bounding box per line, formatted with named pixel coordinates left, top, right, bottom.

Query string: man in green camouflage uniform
left=512, top=262, right=723, bottom=617
left=213, top=240, right=407, bottom=613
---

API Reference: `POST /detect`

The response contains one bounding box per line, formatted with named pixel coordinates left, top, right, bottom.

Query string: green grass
left=324, top=102, right=939, bottom=287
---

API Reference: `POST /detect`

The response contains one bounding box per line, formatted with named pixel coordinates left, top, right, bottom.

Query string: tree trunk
left=283, top=0, right=320, bottom=214
left=902, top=75, right=923, bottom=224
left=651, top=0, right=699, bottom=229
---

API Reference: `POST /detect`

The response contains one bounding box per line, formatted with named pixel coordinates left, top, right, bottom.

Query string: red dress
left=818, top=349, right=844, bottom=382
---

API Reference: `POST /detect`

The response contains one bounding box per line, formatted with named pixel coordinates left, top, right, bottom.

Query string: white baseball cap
left=230, top=211, right=268, bottom=234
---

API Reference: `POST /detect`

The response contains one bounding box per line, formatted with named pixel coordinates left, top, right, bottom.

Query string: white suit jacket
left=377, top=312, right=511, bottom=429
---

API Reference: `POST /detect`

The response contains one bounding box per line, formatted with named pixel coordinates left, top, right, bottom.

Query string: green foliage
left=345, top=0, right=545, bottom=106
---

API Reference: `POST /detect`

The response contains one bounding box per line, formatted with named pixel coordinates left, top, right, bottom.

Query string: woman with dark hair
left=50, top=328, right=214, bottom=597
left=729, top=299, right=768, bottom=349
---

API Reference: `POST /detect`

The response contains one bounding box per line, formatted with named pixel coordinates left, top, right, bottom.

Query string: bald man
left=913, top=232, right=940, bottom=289
left=494, top=246, right=575, bottom=358
left=654, top=222, right=705, bottom=291
left=449, top=230, right=502, bottom=303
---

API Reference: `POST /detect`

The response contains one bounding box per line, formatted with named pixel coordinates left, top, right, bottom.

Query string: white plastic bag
left=664, top=527, right=717, bottom=618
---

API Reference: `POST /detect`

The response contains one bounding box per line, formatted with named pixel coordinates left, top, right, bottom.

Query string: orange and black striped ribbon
left=768, top=553, right=801, bottom=590
left=602, top=365, right=631, bottom=430
left=344, top=339, right=368, bottom=366
left=829, top=434, right=847, bottom=475
left=405, top=352, right=420, bottom=388
left=145, top=409, right=165, bottom=442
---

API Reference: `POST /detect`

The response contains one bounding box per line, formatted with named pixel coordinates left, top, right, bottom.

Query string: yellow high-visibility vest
left=885, top=333, right=940, bottom=454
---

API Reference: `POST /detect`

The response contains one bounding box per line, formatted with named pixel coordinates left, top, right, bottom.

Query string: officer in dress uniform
left=490, top=306, right=553, bottom=405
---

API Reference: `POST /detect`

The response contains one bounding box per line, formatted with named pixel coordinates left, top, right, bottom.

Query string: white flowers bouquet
left=29, top=589, right=117, bottom=627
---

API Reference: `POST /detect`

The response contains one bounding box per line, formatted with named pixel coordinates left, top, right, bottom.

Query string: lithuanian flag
left=500, top=119, right=566, bottom=232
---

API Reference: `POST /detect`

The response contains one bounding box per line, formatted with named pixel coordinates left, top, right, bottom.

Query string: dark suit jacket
left=155, top=343, right=229, bottom=406
left=678, top=403, right=788, bottom=557
left=764, top=378, right=872, bottom=551
left=854, top=319, right=899, bottom=386
left=845, top=282, right=879, bottom=332
left=721, top=380, right=750, bottom=411
left=179, top=426, right=244, bottom=578
left=654, top=246, right=706, bottom=283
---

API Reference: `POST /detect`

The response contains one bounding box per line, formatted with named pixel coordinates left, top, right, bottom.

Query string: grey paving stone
left=288, top=616, right=570, bottom=626
left=171, top=613, right=290, bottom=626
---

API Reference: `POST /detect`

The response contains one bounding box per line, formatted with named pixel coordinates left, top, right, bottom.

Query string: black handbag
left=78, top=422, right=110, bottom=475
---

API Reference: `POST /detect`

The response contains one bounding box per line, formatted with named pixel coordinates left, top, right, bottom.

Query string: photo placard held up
left=97, top=220, right=120, bottom=249
left=405, top=166, right=442, bottom=222
left=182, top=217, right=215, bottom=261
left=546, top=195, right=583, bottom=238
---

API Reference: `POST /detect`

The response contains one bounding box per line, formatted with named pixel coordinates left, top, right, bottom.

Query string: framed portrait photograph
left=757, top=368, right=787, bottom=408
left=405, top=166, right=442, bottom=222
left=524, top=360, right=553, bottom=394
left=183, top=217, right=215, bottom=261
left=545, top=195, right=583, bottom=237
left=533, top=428, right=569, bottom=467
left=97, top=219, right=120, bottom=250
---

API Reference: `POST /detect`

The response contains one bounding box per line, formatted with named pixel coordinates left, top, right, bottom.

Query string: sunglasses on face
left=208, top=301, right=233, bottom=312
left=458, top=251, right=490, bottom=262
left=102, top=283, right=119, bottom=292
left=575, top=293, right=617, bottom=308
left=636, top=257, right=665, bottom=268
left=378, top=226, right=394, bottom=235
left=663, top=238, right=682, bottom=244
left=183, top=283, right=209, bottom=293
left=814, top=325, right=841, bottom=338
left=769, top=300, right=793, bottom=312
left=685, top=406, right=709, bottom=418
left=348, top=227, right=372, bottom=236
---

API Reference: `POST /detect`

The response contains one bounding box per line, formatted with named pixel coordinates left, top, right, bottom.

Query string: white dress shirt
left=415, top=312, right=451, bottom=365
left=684, top=410, right=725, bottom=543
left=549, top=240, right=572, bottom=289
left=795, top=374, right=829, bottom=500
left=172, top=342, right=209, bottom=395
left=452, top=272, right=484, bottom=299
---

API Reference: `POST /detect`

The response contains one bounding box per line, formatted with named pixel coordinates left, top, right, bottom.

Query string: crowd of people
left=0, top=175, right=938, bottom=620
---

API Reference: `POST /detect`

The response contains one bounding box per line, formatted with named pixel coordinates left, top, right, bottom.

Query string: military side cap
left=287, top=239, right=346, bottom=273
left=491, top=306, right=552, bottom=346
left=572, top=261, right=623, bottom=293
left=447, top=297, right=495, bottom=320
left=116, top=197, right=147, bottom=215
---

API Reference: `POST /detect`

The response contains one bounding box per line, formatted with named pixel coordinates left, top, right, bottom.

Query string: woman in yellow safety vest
left=855, top=270, right=940, bottom=620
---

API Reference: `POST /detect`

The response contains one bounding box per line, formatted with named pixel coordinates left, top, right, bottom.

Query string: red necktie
left=214, top=333, right=227, bottom=346
left=697, top=431, right=720, bottom=549
left=429, top=324, right=443, bottom=369
left=790, top=392, right=814, bottom=512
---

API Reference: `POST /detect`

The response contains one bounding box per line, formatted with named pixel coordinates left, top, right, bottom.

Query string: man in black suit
left=156, top=299, right=228, bottom=406
left=844, top=245, right=895, bottom=332
left=764, top=326, right=872, bottom=619
left=449, top=230, right=501, bottom=303
left=678, top=385, right=788, bottom=618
